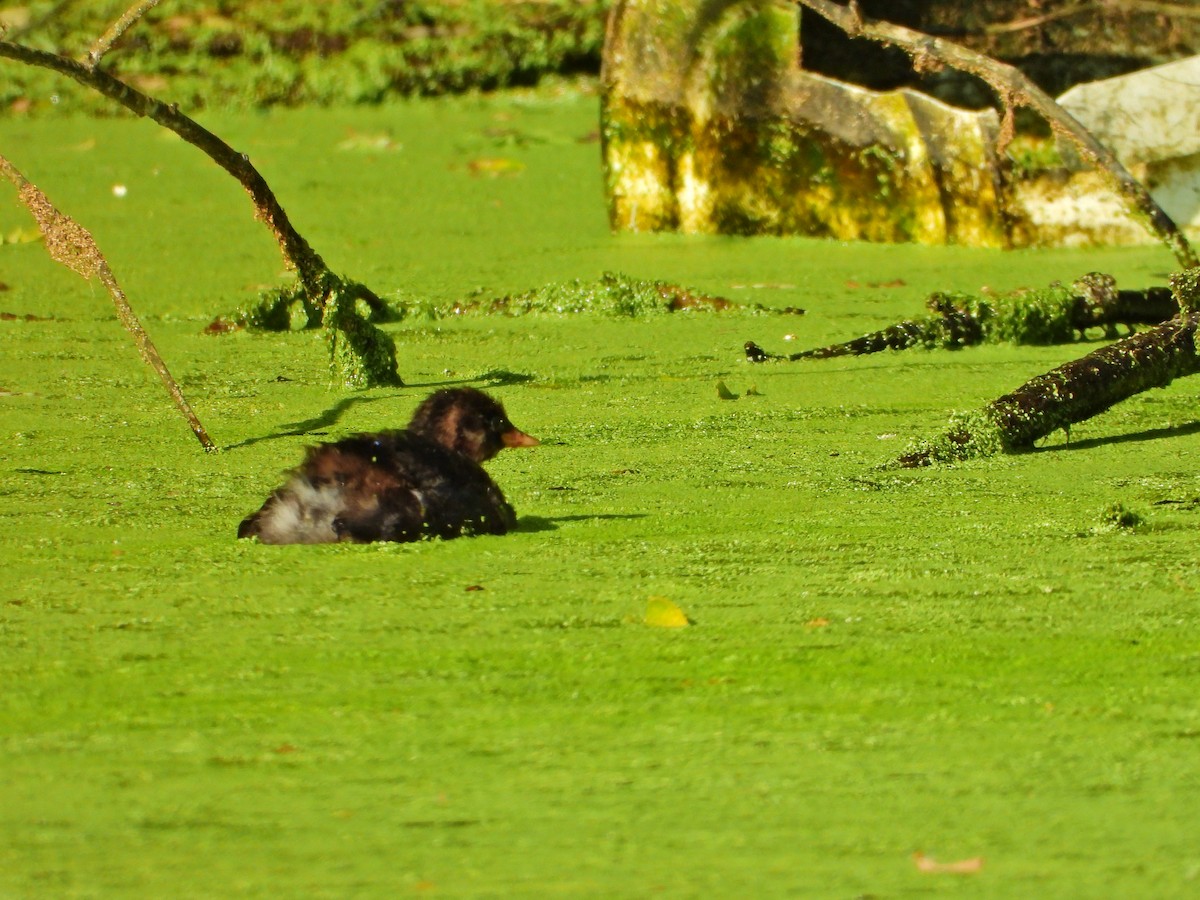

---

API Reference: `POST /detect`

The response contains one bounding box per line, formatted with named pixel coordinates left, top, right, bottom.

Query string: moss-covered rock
left=601, top=0, right=1008, bottom=246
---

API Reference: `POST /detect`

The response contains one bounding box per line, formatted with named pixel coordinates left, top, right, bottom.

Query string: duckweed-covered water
left=2, top=87, right=1199, bottom=896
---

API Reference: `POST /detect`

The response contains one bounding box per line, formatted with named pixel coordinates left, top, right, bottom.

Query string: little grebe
left=239, top=387, right=538, bottom=544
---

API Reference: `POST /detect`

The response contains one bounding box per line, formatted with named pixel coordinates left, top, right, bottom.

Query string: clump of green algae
left=230, top=270, right=790, bottom=332
left=894, top=408, right=1009, bottom=467
left=220, top=272, right=402, bottom=387
left=424, top=271, right=790, bottom=318
left=1097, top=501, right=1144, bottom=530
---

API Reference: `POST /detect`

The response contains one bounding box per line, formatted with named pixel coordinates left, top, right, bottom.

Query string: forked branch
left=86, top=0, right=164, bottom=68
left=896, top=307, right=1200, bottom=467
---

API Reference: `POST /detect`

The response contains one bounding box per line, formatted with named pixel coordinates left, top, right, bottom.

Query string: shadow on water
left=1039, top=420, right=1200, bottom=454
left=515, top=514, right=647, bottom=533
left=225, top=371, right=537, bottom=451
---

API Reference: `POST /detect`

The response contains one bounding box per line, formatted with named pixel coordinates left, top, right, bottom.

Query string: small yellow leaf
left=467, top=157, right=525, bottom=177
left=645, top=596, right=689, bottom=628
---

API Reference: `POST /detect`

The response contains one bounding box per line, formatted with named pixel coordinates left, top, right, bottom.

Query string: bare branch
left=0, top=39, right=329, bottom=300
left=0, top=35, right=401, bottom=387
left=981, top=2, right=1093, bottom=35
left=86, top=0, right=164, bottom=69
left=791, top=0, right=1198, bottom=269
left=0, top=153, right=216, bottom=452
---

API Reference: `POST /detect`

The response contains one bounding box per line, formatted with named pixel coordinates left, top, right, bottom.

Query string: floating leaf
left=645, top=596, right=689, bottom=628
left=467, top=157, right=525, bottom=177
left=912, top=851, right=983, bottom=874
left=2, top=227, right=43, bottom=246
left=716, top=380, right=737, bottom=400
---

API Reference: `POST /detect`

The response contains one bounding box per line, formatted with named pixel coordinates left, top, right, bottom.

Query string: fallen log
left=745, top=273, right=1177, bottom=362
left=895, top=268, right=1200, bottom=466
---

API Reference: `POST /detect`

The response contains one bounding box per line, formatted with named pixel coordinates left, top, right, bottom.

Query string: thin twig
left=986, top=0, right=1200, bottom=31
left=0, top=153, right=216, bottom=452
left=791, top=0, right=1199, bottom=269
left=983, top=2, right=1092, bottom=35
left=86, top=0, right=164, bottom=69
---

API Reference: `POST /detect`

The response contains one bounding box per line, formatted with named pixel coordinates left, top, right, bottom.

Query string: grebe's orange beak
left=502, top=428, right=540, bottom=449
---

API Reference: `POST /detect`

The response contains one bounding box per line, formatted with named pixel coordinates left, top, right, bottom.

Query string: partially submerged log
left=896, top=267, right=1200, bottom=466
left=745, top=273, right=1178, bottom=362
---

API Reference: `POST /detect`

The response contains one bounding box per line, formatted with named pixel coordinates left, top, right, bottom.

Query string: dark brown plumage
left=238, top=388, right=539, bottom=544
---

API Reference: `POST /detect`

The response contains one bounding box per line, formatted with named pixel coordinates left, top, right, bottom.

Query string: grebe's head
left=408, top=388, right=539, bottom=463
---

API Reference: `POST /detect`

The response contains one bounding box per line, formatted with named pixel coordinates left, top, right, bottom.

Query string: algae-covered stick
left=746, top=275, right=1178, bottom=362
left=0, top=153, right=216, bottom=452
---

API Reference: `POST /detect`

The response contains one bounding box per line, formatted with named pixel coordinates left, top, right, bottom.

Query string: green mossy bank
left=2, top=90, right=1200, bottom=896
left=2, top=0, right=608, bottom=114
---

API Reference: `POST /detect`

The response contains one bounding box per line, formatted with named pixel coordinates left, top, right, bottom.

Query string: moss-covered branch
left=745, top=274, right=1176, bottom=362
left=896, top=267, right=1200, bottom=466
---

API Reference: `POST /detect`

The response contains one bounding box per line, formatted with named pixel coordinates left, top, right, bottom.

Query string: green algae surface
left=3, top=89, right=1200, bottom=897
